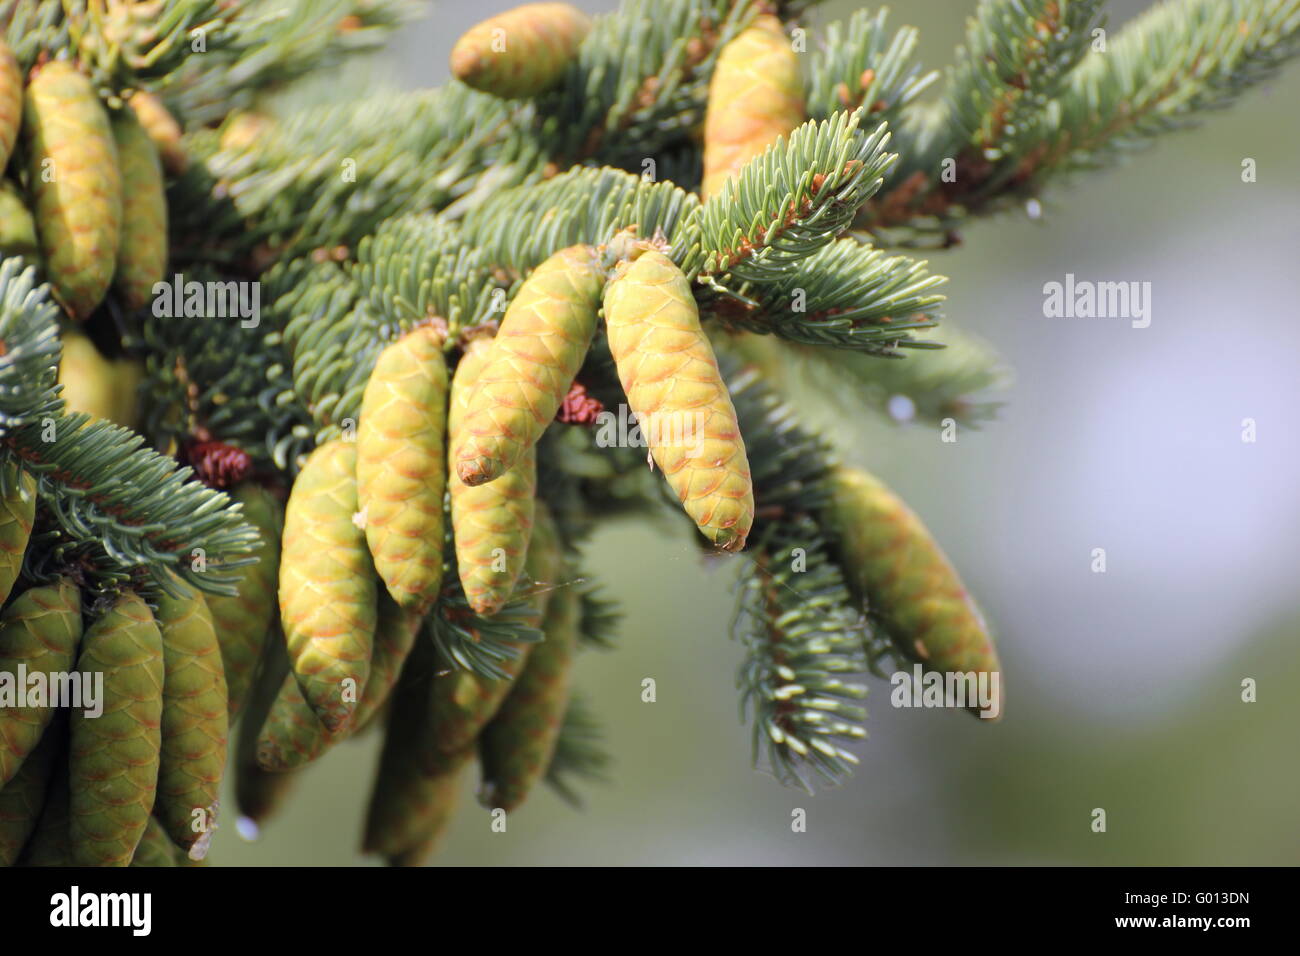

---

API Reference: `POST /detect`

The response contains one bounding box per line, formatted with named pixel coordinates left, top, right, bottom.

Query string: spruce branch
left=685, top=110, right=896, bottom=282
left=6, top=413, right=260, bottom=597
left=803, top=7, right=939, bottom=129
left=352, top=213, right=507, bottom=336
left=536, top=0, right=759, bottom=168
left=702, top=237, right=946, bottom=352
left=1017, top=0, right=1300, bottom=187
left=458, top=165, right=700, bottom=274
left=0, top=258, right=63, bottom=433
left=724, top=359, right=877, bottom=791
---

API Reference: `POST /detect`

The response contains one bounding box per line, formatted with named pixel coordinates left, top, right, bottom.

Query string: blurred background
left=217, top=0, right=1300, bottom=865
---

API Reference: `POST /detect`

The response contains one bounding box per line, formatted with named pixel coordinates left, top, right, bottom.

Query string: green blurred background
left=217, top=0, right=1300, bottom=865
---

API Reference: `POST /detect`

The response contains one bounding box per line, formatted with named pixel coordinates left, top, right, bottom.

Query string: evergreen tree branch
left=544, top=692, right=611, bottom=807
left=803, top=7, right=939, bottom=129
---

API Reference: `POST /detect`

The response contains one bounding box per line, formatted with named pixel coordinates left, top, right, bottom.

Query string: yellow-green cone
left=0, top=460, right=36, bottom=607
left=0, top=718, right=61, bottom=866
left=449, top=336, right=537, bottom=615
left=827, top=466, right=1003, bottom=719
left=207, top=483, right=282, bottom=717
left=68, top=592, right=165, bottom=866
left=154, top=590, right=228, bottom=859
left=428, top=500, right=562, bottom=755
left=0, top=181, right=39, bottom=260
left=0, top=577, right=83, bottom=788
left=57, top=327, right=120, bottom=423
left=479, top=576, right=580, bottom=812
left=603, top=251, right=753, bottom=551
left=363, top=641, right=471, bottom=865
left=258, top=590, right=419, bottom=770
left=279, top=440, right=376, bottom=734
left=701, top=14, right=805, bottom=200
left=111, top=108, right=168, bottom=311
left=0, top=38, right=19, bottom=170
left=128, top=90, right=187, bottom=175
left=357, top=325, right=448, bottom=613
left=23, top=60, right=122, bottom=320
left=454, top=245, right=603, bottom=486
left=450, top=2, right=591, bottom=100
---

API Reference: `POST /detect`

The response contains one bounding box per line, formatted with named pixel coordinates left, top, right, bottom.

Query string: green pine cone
left=279, top=440, right=376, bottom=735
left=0, top=717, right=62, bottom=866
left=207, top=483, right=282, bottom=718
left=0, top=180, right=39, bottom=261
left=357, top=325, right=449, bottom=614
left=110, top=107, right=168, bottom=311
left=0, top=37, right=19, bottom=170
left=154, top=590, right=228, bottom=860
left=68, top=592, right=165, bottom=867
left=0, top=577, right=83, bottom=788
left=0, top=460, right=37, bottom=611
left=129, top=815, right=177, bottom=867
left=827, top=466, right=1003, bottom=718
left=23, top=60, right=122, bottom=320
left=363, top=640, right=470, bottom=865
left=428, top=500, right=562, bottom=756
left=450, top=2, right=592, bottom=100
left=449, top=337, right=537, bottom=615
left=453, top=245, right=603, bottom=486
left=353, top=592, right=422, bottom=731
left=478, top=574, right=580, bottom=812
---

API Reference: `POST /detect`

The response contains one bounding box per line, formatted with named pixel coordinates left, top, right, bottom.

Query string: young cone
left=69, top=592, right=165, bottom=867
left=0, top=37, right=18, bottom=170
left=279, top=439, right=376, bottom=734
left=154, top=590, right=228, bottom=860
left=427, top=500, right=562, bottom=754
left=454, top=244, right=603, bottom=486
left=0, top=718, right=61, bottom=866
left=57, top=328, right=120, bottom=423
left=701, top=14, right=805, bottom=199
left=0, top=460, right=36, bottom=606
left=0, top=578, right=83, bottom=788
left=257, top=590, right=418, bottom=769
left=363, top=640, right=471, bottom=865
left=0, top=181, right=39, bottom=260
left=449, top=337, right=536, bottom=615
left=827, top=466, right=1003, bottom=719
left=128, top=90, right=187, bottom=175
left=206, top=483, right=282, bottom=717
left=357, top=325, right=448, bottom=613
left=603, top=251, right=753, bottom=552
left=450, top=2, right=592, bottom=100
left=111, top=108, right=168, bottom=311
left=22, top=60, right=122, bottom=319
left=478, top=575, right=580, bottom=812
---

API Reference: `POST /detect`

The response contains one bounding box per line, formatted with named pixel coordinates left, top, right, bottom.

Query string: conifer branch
left=803, top=7, right=939, bottom=129
left=685, top=111, right=895, bottom=282
left=702, top=237, right=946, bottom=352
